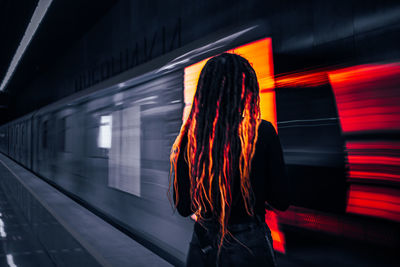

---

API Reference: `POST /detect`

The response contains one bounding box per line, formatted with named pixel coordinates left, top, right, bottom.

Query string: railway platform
left=0, top=153, right=171, bottom=267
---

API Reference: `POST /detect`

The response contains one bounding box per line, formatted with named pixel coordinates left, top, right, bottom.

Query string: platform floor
left=0, top=154, right=172, bottom=267
left=0, top=183, right=100, bottom=267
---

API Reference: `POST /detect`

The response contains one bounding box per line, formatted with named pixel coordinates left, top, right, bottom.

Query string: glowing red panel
left=346, top=141, right=400, bottom=184
left=265, top=210, right=286, bottom=254
left=345, top=140, right=400, bottom=219
left=346, top=185, right=400, bottom=222
left=329, top=64, right=400, bottom=222
left=328, top=63, right=400, bottom=133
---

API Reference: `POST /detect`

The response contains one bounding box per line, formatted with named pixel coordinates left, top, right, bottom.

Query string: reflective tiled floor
left=0, top=186, right=100, bottom=267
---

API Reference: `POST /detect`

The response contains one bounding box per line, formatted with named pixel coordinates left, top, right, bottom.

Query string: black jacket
left=174, top=120, right=290, bottom=223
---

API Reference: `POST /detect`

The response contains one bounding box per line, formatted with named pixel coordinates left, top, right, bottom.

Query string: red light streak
left=347, top=188, right=400, bottom=205
left=347, top=142, right=400, bottom=150
left=328, top=64, right=400, bottom=222
left=346, top=141, right=400, bottom=182
left=265, top=211, right=286, bottom=253
left=348, top=171, right=400, bottom=183
left=328, top=63, right=400, bottom=133
left=347, top=185, right=400, bottom=222
left=275, top=70, right=329, bottom=88
left=345, top=140, right=400, bottom=219
left=348, top=155, right=400, bottom=166
left=328, top=64, right=400, bottom=85
left=347, top=142, right=400, bottom=184
left=276, top=207, right=399, bottom=246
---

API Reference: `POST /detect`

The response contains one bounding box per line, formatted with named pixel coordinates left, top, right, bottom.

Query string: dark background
left=0, top=0, right=399, bottom=124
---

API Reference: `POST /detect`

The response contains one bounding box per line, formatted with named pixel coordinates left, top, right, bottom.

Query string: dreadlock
left=169, top=53, right=261, bottom=255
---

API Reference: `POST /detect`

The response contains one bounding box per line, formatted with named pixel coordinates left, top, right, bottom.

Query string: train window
left=108, top=105, right=141, bottom=197
left=98, top=115, right=112, bottom=149
left=21, top=125, right=24, bottom=146
left=58, top=117, right=66, bottom=151
left=11, top=127, right=13, bottom=145
left=16, top=125, right=19, bottom=146
left=42, top=121, right=48, bottom=148
left=11, top=126, right=14, bottom=146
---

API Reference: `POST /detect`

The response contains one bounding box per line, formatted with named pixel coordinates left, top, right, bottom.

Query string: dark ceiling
left=0, top=0, right=117, bottom=122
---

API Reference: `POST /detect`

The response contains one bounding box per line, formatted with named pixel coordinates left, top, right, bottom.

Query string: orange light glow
left=265, top=210, right=286, bottom=253
left=275, top=70, right=329, bottom=88
left=183, top=38, right=277, bottom=130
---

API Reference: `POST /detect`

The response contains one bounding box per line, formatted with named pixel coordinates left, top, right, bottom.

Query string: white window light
left=0, top=218, right=6, bottom=238
left=98, top=115, right=112, bottom=149
left=6, top=254, right=17, bottom=267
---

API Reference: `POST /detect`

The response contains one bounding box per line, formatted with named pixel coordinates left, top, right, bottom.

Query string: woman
left=170, top=53, right=289, bottom=266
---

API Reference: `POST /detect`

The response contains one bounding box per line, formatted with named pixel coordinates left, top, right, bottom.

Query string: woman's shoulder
left=257, top=120, right=280, bottom=148
left=259, top=120, right=276, bottom=135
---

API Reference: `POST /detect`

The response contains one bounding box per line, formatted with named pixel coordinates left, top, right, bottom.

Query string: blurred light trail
left=328, top=63, right=400, bottom=133
left=328, top=63, right=400, bottom=222
left=347, top=141, right=400, bottom=184
left=275, top=70, right=329, bottom=88
left=347, top=185, right=400, bottom=222
left=0, top=0, right=54, bottom=92
left=158, top=26, right=258, bottom=73
left=277, top=207, right=399, bottom=246
left=265, top=210, right=286, bottom=253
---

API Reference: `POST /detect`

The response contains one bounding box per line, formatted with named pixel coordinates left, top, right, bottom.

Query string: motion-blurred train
left=0, top=23, right=399, bottom=265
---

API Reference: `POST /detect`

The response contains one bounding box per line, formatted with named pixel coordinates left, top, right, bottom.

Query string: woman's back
left=175, top=119, right=289, bottom=222
left=170, top=53, right=289, bottom=266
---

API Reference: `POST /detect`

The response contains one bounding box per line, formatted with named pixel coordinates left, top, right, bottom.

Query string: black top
left=174, top=120, right=290, bottom=224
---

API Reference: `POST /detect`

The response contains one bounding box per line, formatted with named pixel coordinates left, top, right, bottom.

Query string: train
left=0, top=22, right=399, bottom=266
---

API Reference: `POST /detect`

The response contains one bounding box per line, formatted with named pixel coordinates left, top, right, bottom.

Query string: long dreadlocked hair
left=170, top=53, right=261, bottom=253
